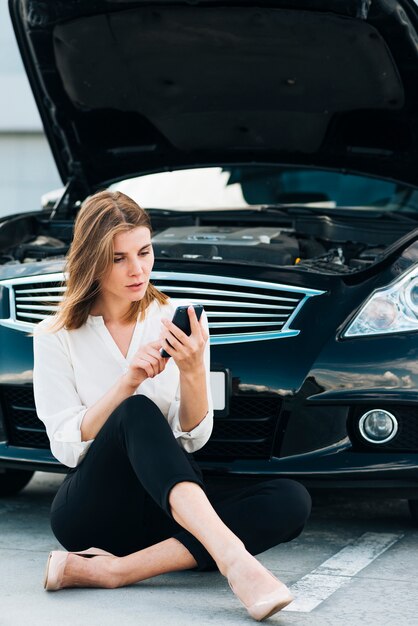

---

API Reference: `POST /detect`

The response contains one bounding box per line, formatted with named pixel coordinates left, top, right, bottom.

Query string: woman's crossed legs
left=49, top=396, right=311, bottom=614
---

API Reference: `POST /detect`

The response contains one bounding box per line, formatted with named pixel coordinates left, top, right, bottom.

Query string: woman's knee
left=114, top=394, right=165, bottom=431
left=265, top=478, right=312, bottom=528
left=282, top=479, right=311, bottom=525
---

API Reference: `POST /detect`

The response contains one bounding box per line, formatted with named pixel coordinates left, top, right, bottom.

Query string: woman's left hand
left=160, top=306, right=208, bottom=373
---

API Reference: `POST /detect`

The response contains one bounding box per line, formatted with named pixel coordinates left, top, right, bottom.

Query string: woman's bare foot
left=60, top=553, right=120, bottom=589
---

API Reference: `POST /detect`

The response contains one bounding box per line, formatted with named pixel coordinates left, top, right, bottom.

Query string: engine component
left=152, top=226, right=299, bottom=265
left=15, top=235, right=68, bottom=262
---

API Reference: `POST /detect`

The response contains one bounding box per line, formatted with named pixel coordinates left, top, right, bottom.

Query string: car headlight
left=342, top=264, right=418, bottom=337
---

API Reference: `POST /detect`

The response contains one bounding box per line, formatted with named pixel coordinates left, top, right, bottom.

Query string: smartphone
left=161, top=304, right=204, bottom=358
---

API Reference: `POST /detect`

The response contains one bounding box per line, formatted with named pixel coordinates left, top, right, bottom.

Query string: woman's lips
left=126, top=282, right=144, bottom=291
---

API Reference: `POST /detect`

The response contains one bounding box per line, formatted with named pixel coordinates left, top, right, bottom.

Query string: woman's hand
left=160, top=306, right=208, bottom=373
left=121, top=339, right=168, bottom=391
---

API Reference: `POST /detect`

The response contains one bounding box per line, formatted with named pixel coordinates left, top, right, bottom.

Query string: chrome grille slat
left=16, top=296, right=64, bottom=302
left=15, top=287, right=66, bottom=294
left=208, top=312, right=288, bottom=318
left=155, top=285, right=300, bottom=303
left=158, top=298, right=295, bottom=310
left=0, top=271, right=325, bottom=343
left=17, top=312, right=47, bottom=321
left=15, top=304, right=60, bottom=312
left=209, top=321, right=285, bottom=328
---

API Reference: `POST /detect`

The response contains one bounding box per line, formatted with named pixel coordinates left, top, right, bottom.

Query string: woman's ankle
left=216, top=541, right=247, bottom=577
left=61, top=553, right=119, bottom=589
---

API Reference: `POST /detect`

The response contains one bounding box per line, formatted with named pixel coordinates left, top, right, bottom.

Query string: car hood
left=9, top=0, right=418, bottom=192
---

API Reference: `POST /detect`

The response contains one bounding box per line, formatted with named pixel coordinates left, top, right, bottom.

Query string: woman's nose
left=128, top=257, right=144, bottom=275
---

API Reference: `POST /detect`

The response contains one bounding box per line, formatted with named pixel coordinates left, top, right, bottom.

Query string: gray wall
left=0, top=2, right=61, bottom=217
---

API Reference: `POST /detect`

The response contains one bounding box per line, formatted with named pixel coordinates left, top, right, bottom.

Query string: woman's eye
left=113, top=251, right=150, bottom=263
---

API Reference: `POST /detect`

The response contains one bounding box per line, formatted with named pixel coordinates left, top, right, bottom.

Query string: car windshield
left=109, top=166, right=418, bottom=213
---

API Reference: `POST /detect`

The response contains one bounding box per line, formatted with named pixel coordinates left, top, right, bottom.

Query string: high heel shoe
left=228, top=566, right=294, bottom=622
left=43, top=547, right=115, bottom=591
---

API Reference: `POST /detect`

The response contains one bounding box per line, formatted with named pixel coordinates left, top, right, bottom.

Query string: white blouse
left=32, top=299, right=214, bottom=468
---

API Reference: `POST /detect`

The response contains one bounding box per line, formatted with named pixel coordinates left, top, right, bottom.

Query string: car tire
left=0, top=469, right=35, bottom=496
left=408, top=499, right=418, bottom=526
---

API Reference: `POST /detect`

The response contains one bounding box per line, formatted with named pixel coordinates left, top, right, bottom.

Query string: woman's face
left=101, top=226, right=155, bottom=304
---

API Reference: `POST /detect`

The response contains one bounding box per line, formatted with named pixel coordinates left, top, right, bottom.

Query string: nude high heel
left=228, top=565, right=294, bottom=621
left=43, top=547, right=115, bottom=591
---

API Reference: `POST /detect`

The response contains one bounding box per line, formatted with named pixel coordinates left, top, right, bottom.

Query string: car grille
left=194, top=395, right=281, bottom=459
left=12, top=280, right=66, bottom=323
left=0, top=385, right=48, bottom=448
left=1, top=271, right=324, bottom=344
left=0, top=384, right=280, bottom=459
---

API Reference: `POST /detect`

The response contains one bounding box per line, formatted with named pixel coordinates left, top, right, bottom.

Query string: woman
left=33, top=190, right=311, bottom=621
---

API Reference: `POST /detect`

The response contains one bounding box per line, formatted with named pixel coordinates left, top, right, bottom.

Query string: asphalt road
left=1, top=472, right=418, bottom=626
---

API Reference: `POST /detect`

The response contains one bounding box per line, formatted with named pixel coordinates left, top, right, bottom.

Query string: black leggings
left=50, top=395, right=311, bottom=571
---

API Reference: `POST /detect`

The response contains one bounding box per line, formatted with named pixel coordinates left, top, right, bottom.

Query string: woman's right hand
left=120, top=340, right=168, bottom=391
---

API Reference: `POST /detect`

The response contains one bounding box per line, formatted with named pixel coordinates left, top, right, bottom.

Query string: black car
left=2, top=0, right=418, bottom=523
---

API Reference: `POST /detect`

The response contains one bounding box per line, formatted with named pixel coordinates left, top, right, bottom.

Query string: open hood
left=9, top=0, right=418, bottom=193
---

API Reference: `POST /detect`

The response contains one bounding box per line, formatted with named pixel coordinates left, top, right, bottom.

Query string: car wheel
left=0, top=469, right=35, bottom=496
left=408, top=499, right=418, bottom=526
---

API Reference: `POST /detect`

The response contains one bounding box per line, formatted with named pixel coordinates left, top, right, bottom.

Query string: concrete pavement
left=1, top=472, right=418, bottom=626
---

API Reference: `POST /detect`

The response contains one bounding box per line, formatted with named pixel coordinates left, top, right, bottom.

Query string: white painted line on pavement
left=283, top=531, right=404, bottom=613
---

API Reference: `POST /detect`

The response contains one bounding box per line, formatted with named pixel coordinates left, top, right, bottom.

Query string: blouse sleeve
left=166, top=309, right=214, bottom=452
left=32, top=321, right=94, bottom=468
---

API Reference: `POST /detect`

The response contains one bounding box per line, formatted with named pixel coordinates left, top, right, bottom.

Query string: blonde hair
left=42, top=190, right=168, bottom=333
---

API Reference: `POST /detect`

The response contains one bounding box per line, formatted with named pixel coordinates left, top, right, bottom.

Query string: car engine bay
left=0, top=208, right=410, bottom=274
